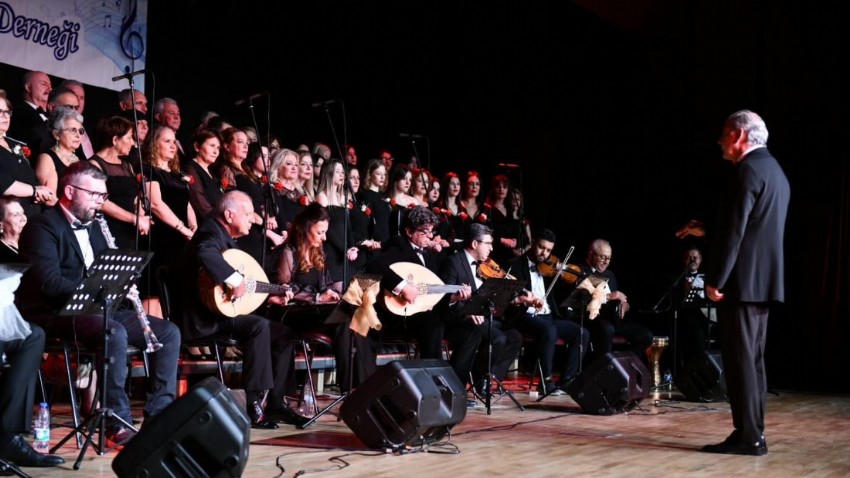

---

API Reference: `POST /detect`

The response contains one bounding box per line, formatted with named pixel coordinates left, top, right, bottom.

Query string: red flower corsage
left=298, top=195, right=309, bottom=206
left=260, top=175, right=269, bottom=184
left=347, top=200, right=354, bottom=210
left=361, top=205, right=372, bottom=216
left=181, top=173, right=195, bottom=185
left=273, top=181, right=284, bottom=191
left=21, top=146, right=31, bottom=158
left=459, top=212, right=469, bottom=221
left=477, top=213, right=488, bottom=222
left=136, top=173, right=143, bottom=184
left=220, top=177, right=229, bottom=190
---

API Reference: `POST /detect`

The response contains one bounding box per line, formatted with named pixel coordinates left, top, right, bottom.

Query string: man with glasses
left=153, top=98, right=186, bottom=165
left=570, top=238, right=652, bottom=363
left=366, top=206, right=482, bottom=389
left=17, top=162, right=181, bottom=446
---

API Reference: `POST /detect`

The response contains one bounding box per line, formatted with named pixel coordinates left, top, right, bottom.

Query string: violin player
left=439, top=222, right=523, bottom=397
left=506, top=228, right=590, bottom=396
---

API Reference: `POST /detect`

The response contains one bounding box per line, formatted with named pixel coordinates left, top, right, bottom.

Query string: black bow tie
left=471, top=260, right=480, bottom=266
left=71, top=221, right=92, bottom=231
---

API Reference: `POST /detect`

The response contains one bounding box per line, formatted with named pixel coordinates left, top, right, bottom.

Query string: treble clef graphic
left=119, top=0, right=144, bottom=60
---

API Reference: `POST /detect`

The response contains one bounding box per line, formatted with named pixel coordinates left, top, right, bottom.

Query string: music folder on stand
left=459, top=278, right=528, bottom=415
left=50, top=249, right=152, bottom=470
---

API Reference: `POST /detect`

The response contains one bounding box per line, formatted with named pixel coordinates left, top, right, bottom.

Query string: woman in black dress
left=89, top=115, right=151, bottom=250
left=235, top=143, right=285, bottom=272
left=315, top=159, right=359, bottom=292
left=269, top=148, right=305, bottom=235
left=34, top=106, right=83, bottom=196
left=143, top=124, right=197, bottom=315
left=0, top=96, right=56, bottom=217
left=358, top=158, right=391, bottom=245
left=185, top=128, right=224, bottom=220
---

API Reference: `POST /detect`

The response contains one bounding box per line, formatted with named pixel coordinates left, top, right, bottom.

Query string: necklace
left=54, top=145, right=79, bottom=166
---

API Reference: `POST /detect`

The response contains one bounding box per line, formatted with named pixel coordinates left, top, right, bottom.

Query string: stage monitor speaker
left=567, top=351, right=651, bottom=415
left=340, top=359, right=467, bottom=450
left=112, top=377, right=250, bottom=478
left=676, top=351, right=727, bottom=402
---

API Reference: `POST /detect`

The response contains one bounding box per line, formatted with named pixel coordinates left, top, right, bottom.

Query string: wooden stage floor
left=23, top=379, right=850, bottom=477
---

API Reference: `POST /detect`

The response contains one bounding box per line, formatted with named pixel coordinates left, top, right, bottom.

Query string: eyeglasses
left=592, top=252, right=611, bottom=262
left=479, top=240, right=493, bottom=245
left=0, top=109, right=12, bottom=117
left=414, top=228, right=434, bottom=237
left=62, top=127, right=86, bottom=136
left=70, top=184, right=108, bottom=201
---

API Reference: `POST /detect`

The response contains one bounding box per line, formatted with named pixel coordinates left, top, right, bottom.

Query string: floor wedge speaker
left=567, top=351, right=651, bottom=415
left=112, top=377, right=250, bottom=478
left=676, top=351, right=727, bottom=402
left=340, top=359, right=467, bottom=450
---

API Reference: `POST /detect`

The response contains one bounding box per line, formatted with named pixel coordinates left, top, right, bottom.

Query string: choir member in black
left=481, top=174, right=527, bottom=266
left=143, top=124, right=197, bottom=316
left=185, top=128, right=224, bottom=219
left=269, top=148, right=305, bottom=236
left=89, top=115, right=151, bottom=249
left=315, top=159, right=359, bottom=292
left=34, top=106, right=82, bottom=196
left=358, top=158, right=391, bottom=245
left=439, top=223, right=523, bottom=393
left=212, top=127, right=249, bottom=193
left=0, top=94, right=56, bottom=217
left=234, top=143, right=285, bottom=271
left=366, top=206, right=482, bottom=386
left=410, top=167, right=432, bottom=206
left=385, top=163, right=420, bottom=237
left=0, top=198, right=26, bottom=263
left=435, top=171, right=467, bottom=249
left=176, top=190, right=305, bottom=428
left=347, top=165, right=380, bottom=266
left=460, top=170, right=483, bottom=221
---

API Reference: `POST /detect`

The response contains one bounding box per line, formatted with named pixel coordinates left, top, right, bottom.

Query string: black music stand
left=50, top=249, right=152, bottom=470
left=460, top=278, right=527, bottom=415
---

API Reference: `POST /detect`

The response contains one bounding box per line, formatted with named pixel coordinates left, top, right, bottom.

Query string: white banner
left=0, top=0, right=148, bottom=91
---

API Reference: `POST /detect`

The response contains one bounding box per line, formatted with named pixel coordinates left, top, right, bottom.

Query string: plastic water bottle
left=297, top=382, right=315, bottom=417
left=32, top=402, right=50, bottom=453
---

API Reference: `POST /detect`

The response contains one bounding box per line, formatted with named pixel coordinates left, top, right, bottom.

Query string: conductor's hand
left=676, top=219, right=706, bottom=239
left=706, top=284, right=724, bottom=302
left=450, top=284, right=472, bottom=302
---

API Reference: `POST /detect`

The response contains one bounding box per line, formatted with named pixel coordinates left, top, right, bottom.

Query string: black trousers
left=1, top=325, right=45, bottom=438
left=514, top=313, right=589, bottom=382
left=718, top=302, right=769, bottom=444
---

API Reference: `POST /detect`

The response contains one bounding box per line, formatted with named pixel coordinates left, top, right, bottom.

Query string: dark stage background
left=2, top=1, right=848, bottom=392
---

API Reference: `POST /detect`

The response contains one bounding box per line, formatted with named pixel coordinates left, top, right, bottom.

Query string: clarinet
left=95, top=213, right=163, bottom=352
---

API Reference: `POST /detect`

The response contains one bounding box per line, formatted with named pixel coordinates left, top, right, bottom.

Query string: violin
left=476, top=258, right=517, bottom=280
left=536, top=254, right=583, bottom=284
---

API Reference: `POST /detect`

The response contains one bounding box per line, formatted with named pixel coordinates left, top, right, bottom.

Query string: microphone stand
left=242, top=95, right=278, bottom=270
left=315, top=101, right=354, bottom=290
left=120, top=75, right=150, bottom=252
left=647, top=262, right=694, bottom=389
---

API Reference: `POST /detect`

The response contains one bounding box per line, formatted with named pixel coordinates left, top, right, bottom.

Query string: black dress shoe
left=0, top=434, right=65, bottom=467
left=248, top=400, right=279, bottom=430
left=266, top=405, right=309, bottom=428
left=701, top=437, right=768, bottom=456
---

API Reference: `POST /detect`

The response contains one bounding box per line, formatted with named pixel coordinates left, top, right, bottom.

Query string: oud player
left=177, top=190, right=307, bottom=428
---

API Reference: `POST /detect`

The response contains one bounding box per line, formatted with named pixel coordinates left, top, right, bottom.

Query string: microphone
left=234, top=92, right=266, bottom=106
left=399, top=133, right=426, bottom=139
left=111, top=66, right=146, bottom=82
left=498, top=163, right=521, bottom=169
left=311, top=99, right=336, bottom=108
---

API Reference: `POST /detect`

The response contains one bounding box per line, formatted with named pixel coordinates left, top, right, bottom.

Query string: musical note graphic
left=103, top=14, right=111, bottom=28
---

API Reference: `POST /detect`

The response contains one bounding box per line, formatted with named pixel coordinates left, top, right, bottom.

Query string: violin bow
left=542, top=245, right=575, bottom=301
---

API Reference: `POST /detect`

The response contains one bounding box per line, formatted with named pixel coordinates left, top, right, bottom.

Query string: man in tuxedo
left=152, top=98, right=186, bottom=165
left=118, top=88, right=149, bottom=115
left=176, top=190, right=306, bottom=428
left=1, top=324, right=66, bottom=469
left=439, top=222, right=522, bottom=395
left=366, top=206, right=481, bottom=386
left=59, top=80, right=95, bottom=159
left=17, top=162, right=181, bottom=445
left=507, top=228, right=589, bottom=396
left=701, top=110, right=789, bottom=456
left=8, top=70, right=51, bottom=146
